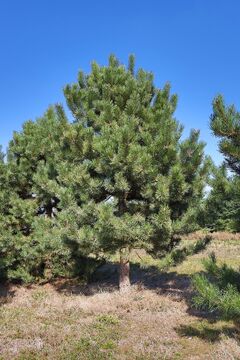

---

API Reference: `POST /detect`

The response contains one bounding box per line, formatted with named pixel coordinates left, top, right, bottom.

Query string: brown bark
left=118, top=194, right=130, bottom=292
left=119, top=248, right=130, bottom=292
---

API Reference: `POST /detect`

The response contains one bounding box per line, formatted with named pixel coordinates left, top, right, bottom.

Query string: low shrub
left=192, top=253, right=240, bottom=321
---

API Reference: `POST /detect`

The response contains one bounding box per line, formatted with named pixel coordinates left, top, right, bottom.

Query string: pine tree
left=63, top=55, right=209, bottom=291
left=211, top=95, right=240, bottom=175
left=192, top=96, right=240, bottom=319
left=201, top=164, right=240, bottom=232
left=0, top=107, right=81, bottom=282
left=1, top=55, right=209, bottom=287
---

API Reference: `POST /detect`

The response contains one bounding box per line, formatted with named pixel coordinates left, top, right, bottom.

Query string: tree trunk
left=119, top=248, right=130, bottom=292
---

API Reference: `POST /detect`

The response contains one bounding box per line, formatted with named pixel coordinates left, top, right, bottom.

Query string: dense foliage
left=197, top=96, right=240, bottom=232
left=199, top=164, right=240, bottom=232
left=192, top=253, right=240, bottom=321
left=0, top=55, right=210, bottom=286
left=0, top=107, right=96, bottom=282
left=211, top=95, right=240, bottom=175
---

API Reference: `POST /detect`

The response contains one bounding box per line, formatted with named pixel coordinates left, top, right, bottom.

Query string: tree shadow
left=53, top=262, right=119, bottom=296
left=54, top=259, right=231, bottom=338
left=54, top=260, right=194, bottom=303
left=176, top=323, right=239, bottom=343
left=132, top=264, right=191, bottom=297
left=0, top=283, right=16, bottom=306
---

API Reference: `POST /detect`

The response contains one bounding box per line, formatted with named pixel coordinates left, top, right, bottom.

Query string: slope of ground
left=0, top=232, right=240, bottom=359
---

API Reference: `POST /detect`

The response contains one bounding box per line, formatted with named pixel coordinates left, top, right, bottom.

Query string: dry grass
left=0, top=232, right=240, bottom=359
left=177, top=231, right=240, bottom=274
left=184, top=231, right=240, bottom=242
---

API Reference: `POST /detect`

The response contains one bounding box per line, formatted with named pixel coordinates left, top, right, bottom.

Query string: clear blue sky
left=1, top=0, right=240, bottom=164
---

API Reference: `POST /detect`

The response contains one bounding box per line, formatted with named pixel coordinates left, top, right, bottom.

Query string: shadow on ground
left=176, top=322, right=239, bottom=343
left=0, top=284, right=16, bottom=306
left=54, top=260, right=196, bottom=309
left=56, top=260, right=238, bottom=343
left=53, top=260, right=196, bottom=301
